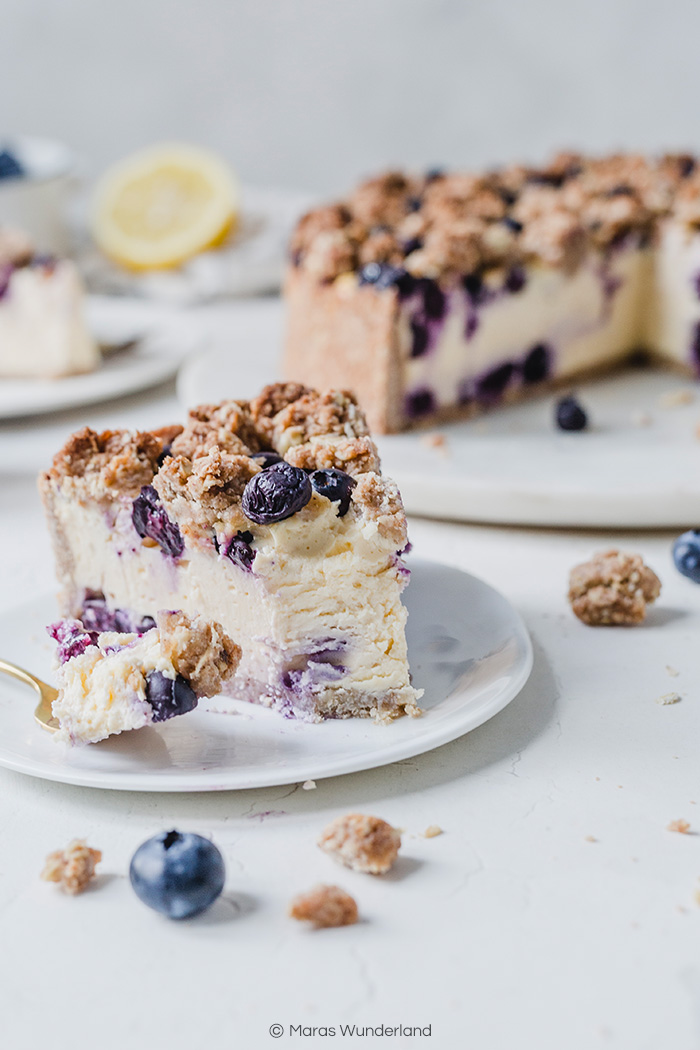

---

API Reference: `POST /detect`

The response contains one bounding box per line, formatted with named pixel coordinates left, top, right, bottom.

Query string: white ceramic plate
left=0, top=561, right=532, bottom=792
left=0, top=296, right=200, bottom=420
left=177, top=299, right=700, bottom=528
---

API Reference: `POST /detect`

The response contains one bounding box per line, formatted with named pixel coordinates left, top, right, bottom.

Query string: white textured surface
left=1, top=301, right=700, bottom=1050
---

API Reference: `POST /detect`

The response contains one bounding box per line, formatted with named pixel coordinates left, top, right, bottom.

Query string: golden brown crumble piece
left=43, top=427, right=165, bottom=499
left=303, top=229, right=358, bottom=282
left=269, top=390, right=370, bottom=454
left=289, top=203, right=352, bottom=258
left=350, top=171, right=419, bottom=228
left=170, top=400, right=264, bottom=459
left=289, top=884, right=359, bottom=928
left=156, top=611, right=241, bottom=696
left=248, top=381, right=313, bottom=437
left=424, top=825, right=444, bottom=838
left=667, top=819, right=692, bottom=834
left=318, top=813, right=401, bottom=874
left=352, top=473, right=408, bottom=548
left=568, top=549, right=662, bottom=626
left=154, top=449, right=260, bottom=533
left=358, top=228, right=403, bottom=267
left=285, top=435, right=379, bottom=476
left=41, top=839, right=102, bottom=895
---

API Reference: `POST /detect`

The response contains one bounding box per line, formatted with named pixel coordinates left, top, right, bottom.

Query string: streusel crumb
left=424, top=825, right=444, bottom=838
left=568, top=549, right=661, bottom=626
left=289, top=884, right=359, bottom=928
left=41, top=839, right=102, bottom=894
left=318, top=814, right=401, bottom=874
left=156, top=610, right=241, bottom=696
left=667, top=819, right=691, bottom=834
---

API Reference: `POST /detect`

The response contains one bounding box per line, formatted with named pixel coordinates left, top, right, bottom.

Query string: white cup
left=0, top=136, right=77, bottom=255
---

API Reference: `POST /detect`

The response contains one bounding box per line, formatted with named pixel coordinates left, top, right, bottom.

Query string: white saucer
left=0, top=560, right=532, bottom=792
left=177, top=299, right=700, bottom=528
left=0, top=296, right=201, bottom=420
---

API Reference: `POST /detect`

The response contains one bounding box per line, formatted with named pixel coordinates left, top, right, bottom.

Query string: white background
left=3, top=0, right=700, bottom=194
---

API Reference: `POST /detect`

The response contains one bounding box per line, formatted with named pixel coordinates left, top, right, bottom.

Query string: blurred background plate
left=0, top=295, right=202, bottom=420
left=177, top=299, right=700, bottom=528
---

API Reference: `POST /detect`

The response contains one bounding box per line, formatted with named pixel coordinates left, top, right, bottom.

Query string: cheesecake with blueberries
left=39, top=384, right=421, bottom=723
left=285, top=153, right=700, bottom=432
left=0, top=226, right=98, bottom=379
left=49, top=611, right=240, bottom=745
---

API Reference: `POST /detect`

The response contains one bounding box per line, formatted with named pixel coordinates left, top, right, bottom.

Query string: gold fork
left=0, top=659, right=59, bottom=732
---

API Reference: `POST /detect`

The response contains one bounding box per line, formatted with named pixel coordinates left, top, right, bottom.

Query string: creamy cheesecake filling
left=0, top=259, right=98, bottom=379
left=48, top=489, right=417, bottom=722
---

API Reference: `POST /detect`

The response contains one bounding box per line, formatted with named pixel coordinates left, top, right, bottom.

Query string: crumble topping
left=568, top=549, right=662, bottom=626
left=285, top=435, right=380, bottom=476
left=318, top=813, right=401, bottom=874
left=352, top=473, right=408, bottom=548
left=656, top=692, right=682, bottom=705
left=42, top=384, right=402, bottom=543
left=41, top=839, right=102, bottom=894
left=43, top=427, right=165, bottom=500
left=289, top=884, right=359, bottom=928
left=291, top=152, right=700, bottom=284
left=667, top=819, right=692, bottom=834
left=423, top=825, right=444, bottom=838
left=156, top=610, right=241, bottom=695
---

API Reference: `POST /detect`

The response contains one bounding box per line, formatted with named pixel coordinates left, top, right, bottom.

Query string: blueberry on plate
left=672, top=529, right=700, bottom=583
left=555, top=394, right=588, bottom=432
left=242, top=461, right=312, bottom=524
left=129, top=830, right=225, bottom=919
left=309, top=468, right=356, bottom=516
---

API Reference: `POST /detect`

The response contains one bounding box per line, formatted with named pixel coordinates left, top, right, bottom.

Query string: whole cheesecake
left=39, top=384, right=421, bottom=724
left=284, top=153, right=700, bottom=432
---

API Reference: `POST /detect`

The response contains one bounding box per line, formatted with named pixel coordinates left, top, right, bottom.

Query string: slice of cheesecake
left=0, top=227, right=98, bottom=379
left=284, top=154, right=700, bottom=432
left=39, top=384, right=421, bottom=723
left=49, top=611, right=240, bottom=745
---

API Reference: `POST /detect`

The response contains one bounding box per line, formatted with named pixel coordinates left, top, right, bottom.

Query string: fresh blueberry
left=218, top=530, right=256, bottom=571
left=672, top=530, right=700, bottom=583
left=555, top=394, right=588, bottom=431
left=309, top=468, right=356, bottom=516
left=0, top=149, right=24, bottom=180
left=242, top=461, right=312, bottom=524
left=251, top=451, right=283, bottom=469
left=522, top=343, right=551, bottom=384
left=145, top=671, right=198, bottom=722
left=406, top=388, right=435, bottom=418
left=402, top=236, right=423, bottom=255
left=132, top=485, right=184, bottom=558
left=425, top=167, right=445, bottom=182
left=129, top=830, right=225, bottom=919
left=406, top=196, right=422, bottom=213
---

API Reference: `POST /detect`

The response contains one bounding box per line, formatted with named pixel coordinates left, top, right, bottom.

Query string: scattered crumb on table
left=666, top=665, right=679, bottom=678
left=568, top=549, right=661, bottom=626
left=318, top=813, right=401, bottom=874
left=41, top=839, right=102, bottom=895
left=630, top=410, right=652, bottom=427
left=302, top=780, right=317, bottom=790
left=667, top=819, right=691, bottom=834
left=424, top=825, right=444, bottom=838
left=659, top=388, right=694, bottom=408
left=584, top=835, right=598, bottom=843
left=289, top=884, right=358, bottom=928
left=656, top=692, right=682, bottom=705
left=420, top=432, right=449, bottom=454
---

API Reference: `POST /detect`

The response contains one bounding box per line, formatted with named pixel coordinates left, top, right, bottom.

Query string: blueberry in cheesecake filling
left=285, top=153, right=700, bottom=432
left=48, top=611, right=240, bottom=745
left=39, top=385, right=422, bottom=724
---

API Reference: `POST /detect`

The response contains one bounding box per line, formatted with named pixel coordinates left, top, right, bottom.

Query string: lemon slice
left=92, top=143, right=239, bottom=270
